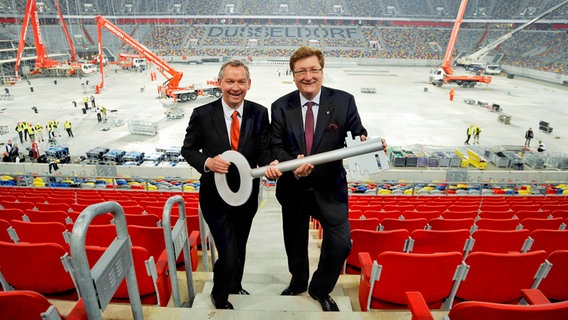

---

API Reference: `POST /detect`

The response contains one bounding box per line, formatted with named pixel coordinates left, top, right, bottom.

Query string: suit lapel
left=212, top=100, right=231, bottom=150
left=239, top=101, right=254, bottom=151
left=313, top=87, right=334, bottom=152
left=287, top=94, right=306, bottom=154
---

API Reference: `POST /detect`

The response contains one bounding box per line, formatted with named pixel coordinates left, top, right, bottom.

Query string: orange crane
left=429, top=0, right=492, bottom=88
left=15, top=0, right=96, bottom=79
left=95, top=15, right=221, bottom=101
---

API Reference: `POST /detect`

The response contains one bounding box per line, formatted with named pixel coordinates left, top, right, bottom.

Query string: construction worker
left=35, top=123, right=44, bottom=142
left=465, top=124, right=475, bottom=145
left=26, top=122, right=35, bottom=143
left=473, top=126, right=481, bottom=144
left=449, top=88, right=456, bottom=101
left=83, top=96, right=89, bottom=109
left=22, top=121, right=29, bottom=141
left=64, top=120, right=74, bottom=137
left=15, top=122, right=24, bottom=143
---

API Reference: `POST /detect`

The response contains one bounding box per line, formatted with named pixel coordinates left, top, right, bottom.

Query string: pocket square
left=327, top=123, right=339, bottom=130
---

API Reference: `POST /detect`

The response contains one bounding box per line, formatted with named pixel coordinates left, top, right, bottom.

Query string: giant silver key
left=215, top=137, right=387, bottom=206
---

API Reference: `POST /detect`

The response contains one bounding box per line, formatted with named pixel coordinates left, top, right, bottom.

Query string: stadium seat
left=536, top=250, right=568, bottom=302
left=405, top=289, right=568, bottom=320
left=348, top=218, right=380, bottom=232
left=465, top=229, right=530, bottom=256
left=124, top=213, right=161, bottom=227
left=0, top=241, right=77, bottom=299
left=478, top=210, right=517, bottom=219
left=0, top=290, right=87, bottom=320
left=401, top=210, right=441, bottom=221
left=427, top=218, right=475, bottom=231
left=9, top=220, right=69, bottom=248
left=363, top=209, right=402, bottom=221
left=473, top=218, right=520, bottom=231
left=518, top=217, right=566, bottom=232
left=358, top=251, right=463, bottom=311
left=0, top=208, right=25, bottom=222
left=441, top=210, right=479, bottom=219
left=379, top=218, right=427, bottom=232
left=406, top=229, right=470, bottom=254
left=24, top=209, right=72, bottom=225
left=515, top=210, right=552, bottom=220
left=345, top=229, right=409, bottom=274
left=524, top=230, right=568, bottom=253
left=0, top=219, right=11, bottom=242
left=33, top=202, right=73, bottom=213
left=446, top=250, right=548, bottom=306
left=0, top=201, right=36, bottom=211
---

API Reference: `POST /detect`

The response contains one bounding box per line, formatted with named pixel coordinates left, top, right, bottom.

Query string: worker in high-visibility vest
left=64, top=120, right=74, bottom=137
left=35, top=123, right=44, bottom=142
left=15, top=122, right=24, bottom=143
left=26, top=122, right=35, bottom=142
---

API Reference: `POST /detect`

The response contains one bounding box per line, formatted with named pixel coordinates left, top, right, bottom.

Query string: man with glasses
left=266, top=46, right=387, bottom=311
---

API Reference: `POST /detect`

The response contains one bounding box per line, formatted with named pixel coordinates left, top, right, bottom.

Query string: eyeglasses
left=293, top=68, right=322, bottom=76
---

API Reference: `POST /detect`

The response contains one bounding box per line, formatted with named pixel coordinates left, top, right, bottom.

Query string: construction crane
left=14, top=0, right=96, bottom=79
left=429, top=0, right=492, bottom=88
left=456, top=0, right=568, bottom=71
left=94, top=15, right=221, bottom=101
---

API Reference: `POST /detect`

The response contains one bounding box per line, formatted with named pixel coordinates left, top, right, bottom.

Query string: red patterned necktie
left=231, top=110, right=240, bottom=150
left=305, top=101, right=314, bottom=155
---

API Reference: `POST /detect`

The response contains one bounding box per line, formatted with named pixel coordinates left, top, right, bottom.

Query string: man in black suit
left=266, top=46, right=387, bottom=311
left=181, top=60, right=273, bottom=309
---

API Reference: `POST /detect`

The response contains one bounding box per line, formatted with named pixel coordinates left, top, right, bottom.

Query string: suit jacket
left=271, top=86, right=367, bottom=225
left=181, top=98, right=272, bottom=212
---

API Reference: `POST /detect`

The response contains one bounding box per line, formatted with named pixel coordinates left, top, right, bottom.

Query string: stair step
left=201, top=279, right=346, bottom=297
left=191, top=292, right=354, bottom=312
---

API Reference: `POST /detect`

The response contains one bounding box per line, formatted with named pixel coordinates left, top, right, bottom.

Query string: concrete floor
left=1, top=63, right=567, bottom=161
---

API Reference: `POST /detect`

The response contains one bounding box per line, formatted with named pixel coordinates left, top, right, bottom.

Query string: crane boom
left=95, top=15, right=183, bottom=94
left=94, top=15, right=221, bottom=101
left=15, top=0, right=93, bottom=79
left=429, top=0, right=491, bottom=88
left=456, top=0, right=568, bottom=66
left=441, top=0, right=469, bottom=75
left=54, top=0, right=77, bottom=62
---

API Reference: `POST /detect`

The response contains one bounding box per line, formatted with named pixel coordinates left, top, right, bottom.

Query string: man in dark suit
left=181, top=60, right=273, bottom=309
left=266, top=46, right=387, bottom=311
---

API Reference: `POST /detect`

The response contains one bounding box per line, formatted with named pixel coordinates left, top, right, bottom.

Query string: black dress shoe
left=281, top=287, right=307, bottom=296
left=309, top=292, right=339, bottom=312
left=210, top=296, right=234, bottom=309
left=235, top=289, right=250, bottom=295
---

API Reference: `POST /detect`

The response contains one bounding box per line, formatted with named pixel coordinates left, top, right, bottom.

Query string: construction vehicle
left=116, top=53, right=147, bottom=70
left=456, top=0, right=568, bottom=71
left=15, top=0, right=97, bottom=79
left=95, top=15, right=221, bottom=101
left=429, top=0, right=492, bottom=88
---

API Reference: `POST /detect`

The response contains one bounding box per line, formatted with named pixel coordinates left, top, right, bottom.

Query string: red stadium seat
left=349, top=218, right=380, bottom=232
left=380, top=218, right=427, bottom=232
left=518, top=217, right=566, bottom=232
left=474, top=218, right=520, bottom=231
left=447, top=250, right=547, bottom=306
left=0, top=241, right=77, bottom=299
left=427, top=218, right=474, bottom=231
left=358, top=251, right=463, bottom=311
left=525, top=230, right=568, bottom=253
left=9, top=220, right=69, bottom=248
left=537, top=250, right=568, bottom=302
left=405, top=289, right=568, bottom=320
left=466, top=229, right=530, bottom=255
left=407, top=229, right=470, bottom=254
left=345, top=229, right=408, bottom=274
